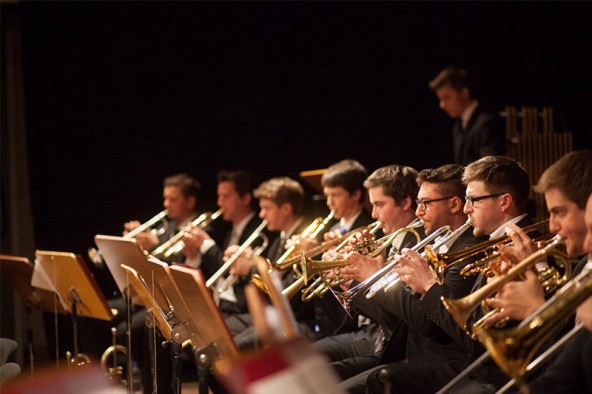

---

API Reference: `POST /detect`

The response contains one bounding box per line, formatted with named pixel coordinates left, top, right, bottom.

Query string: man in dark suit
left=429, top=66, right=505, bottom=166
left=231, top=176, right=321, bottom=348
left=314, top=164, right=422, bottom=389
left=333, top=164, right=480, bottom=393
left=367, top=156, right=534, bottom=393
left=184, top=170, right=272, bottom=335
left=313, top=159, right=375, bottom=338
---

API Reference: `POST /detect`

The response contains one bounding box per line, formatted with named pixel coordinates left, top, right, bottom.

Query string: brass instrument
left=88, top=209, right=169, bottom=267
left=365, top=219, right=471, bottom=299
left=272, top=210, right=335, bottom=271
left=151, top=209, right=223, bottom=259
left=301, top=221, right=387, bottom=285
left=206, top=220, right=269, bottom=291
left=426, top=219, right=549, bottom=286
left=289, top=221, right=383, bottom=302
left=100, top=327, right=128, bottom=384
left=472, top=259, right=592, bottom=393
left=441, top=235, right=571, bottom=334
left=251, top=211, right=335, bottom=295
left=331, top=223, right=447, bottom=313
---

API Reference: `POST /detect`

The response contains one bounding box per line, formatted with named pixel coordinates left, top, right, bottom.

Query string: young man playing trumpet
left=231, top=176, right=321, bottom=348
left=315, top=164, right=423, bottom=391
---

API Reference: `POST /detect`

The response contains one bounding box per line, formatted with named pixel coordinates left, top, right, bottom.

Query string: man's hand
left=395, top=248, right=436, bottom=295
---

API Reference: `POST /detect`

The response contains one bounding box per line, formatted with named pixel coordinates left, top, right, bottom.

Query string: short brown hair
left=462, top=156, right=530, bottom=212
left=534, top=150, right=592, bottom=209
left=428, top=66, right=471, bottom=92
left=254, top=177, right=305, bottom=215
left=321, top=159, right=368, bottom=203
left=163, top=173, right=200, bottom=199
left=364, top=164, right=418, bottom=207
left=417, top=164, right=465, bottom=198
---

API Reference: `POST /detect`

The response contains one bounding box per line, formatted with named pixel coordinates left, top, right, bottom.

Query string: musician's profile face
left=323, top=186, right=361, bottom=221
left=415, top=182, right=455, bottom=235
left=368, top=186, right=408, bottom=234
left=163, top=186, right=195, bottom=222
left=258, top=198, right=289, bottom=232
left=545, top=187, right=587, bottom=256
left=217, top=181, right=250, bottom=223
left=464, top=181, right=505, bottom=238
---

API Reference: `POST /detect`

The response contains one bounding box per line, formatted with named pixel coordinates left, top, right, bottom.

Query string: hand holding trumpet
left=395, top=249, right=437, bottom=295
left=123, top=220, right=159, bottom=250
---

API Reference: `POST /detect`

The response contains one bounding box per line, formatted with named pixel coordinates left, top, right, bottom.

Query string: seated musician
left=518, top=191, right=592, bottom=394
left=364, top=156, right=534, bottom=393
left=231, top=176, right=321, bottom=348
left=336, top=163, right=483, bottom=393
left=182, top=170, right=272, bottom=335
left=311, top=159, right=375, bottom=339
left=314, top=164, right=422, bottom=388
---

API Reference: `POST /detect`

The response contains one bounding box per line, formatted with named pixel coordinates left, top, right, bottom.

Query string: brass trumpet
left=441, top=234, right=571, bottom=334
left=295, top=220, right=384, bottom=302
left=206, top=220, right=269, bottom=290
left=426, top=219, right=549, bottom=286
left=472, top=259, right=592, bottom=393
left=100, top=327, right=128, bottom=384
left=88, top=209, right=169, bottom=267
left=251, top=211, right=335, bottom=296
left=151, top=209, right=223, bottom=259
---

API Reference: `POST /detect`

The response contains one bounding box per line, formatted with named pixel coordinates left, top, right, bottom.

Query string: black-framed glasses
left=464, top=192, right=506, bottom=207
left=415, top=196, right=454, bottom=210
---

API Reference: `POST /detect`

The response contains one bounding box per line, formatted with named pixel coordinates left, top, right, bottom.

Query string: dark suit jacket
left=200, top=214, right=276, bottom=314
left=453, top=105, right=505, bottom=166
left=313, top=208, right=375, bottom=337
left=368, top=225, right=482, bottom=367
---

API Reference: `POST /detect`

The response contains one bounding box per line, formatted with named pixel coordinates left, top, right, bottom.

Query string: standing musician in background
left=183, top=170, right=272, bottom=335
left=317, top=164, right=422, bottom=390
left=313, top=159, right=374, bottom=338
left=366, top=156, right=534, bottom=393
left=429, top=66, right=505, bottom=166
left=232, top=176, right=321, bottom=348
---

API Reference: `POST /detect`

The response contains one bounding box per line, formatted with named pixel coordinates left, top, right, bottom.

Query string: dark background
left=16, top=2, right=592, bottom=261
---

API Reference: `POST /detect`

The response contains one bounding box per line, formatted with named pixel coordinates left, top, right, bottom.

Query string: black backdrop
left=19, top=2, right=592, bottom=260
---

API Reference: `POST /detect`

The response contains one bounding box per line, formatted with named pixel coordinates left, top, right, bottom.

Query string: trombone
left=88, top=209, right=169, bottom=267
left=440, top=234, right=571, bottom=334
left=426, top=220, right=549, bottom=286
left=472, top=258, right=592, bottom=393
left=206, top=220, right=269, bottom=292
left=151, top=209, right=223, bottom=259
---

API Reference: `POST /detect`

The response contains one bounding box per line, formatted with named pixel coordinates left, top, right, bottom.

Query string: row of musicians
left=120, top=151, right=592, bottom=394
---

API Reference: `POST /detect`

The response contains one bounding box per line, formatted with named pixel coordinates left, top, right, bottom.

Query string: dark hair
left=417, top=164, right=465, bottom=198
left=254, top=177, right=305, bottom=215
left=321, top=159, right=368, bottom=203
left=462, top=156, right=530, bottom=212
left=217, top=170, right=257, bottom=198
left=428, top=66, right=471, bottom=92
left=534, top=150, right=592, bottom=209
left=364, top=164, right=418, bottom=207
left=163, top=173, right=200, bottom=199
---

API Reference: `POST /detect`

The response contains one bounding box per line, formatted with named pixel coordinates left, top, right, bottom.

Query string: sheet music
left=30, top=258, right=68, bottom=311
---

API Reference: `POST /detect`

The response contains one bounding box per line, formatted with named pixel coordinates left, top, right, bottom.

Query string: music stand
left=33, top=251, right=114, bottom=373
left=1, top=255, right=68, bottom=375
left=169, top=265, right=239, bottom=394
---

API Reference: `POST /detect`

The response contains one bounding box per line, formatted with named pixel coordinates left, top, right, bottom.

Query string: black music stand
left=169, top=265, right=239, bottom=394
left=33, top=251, right=115, bottom=368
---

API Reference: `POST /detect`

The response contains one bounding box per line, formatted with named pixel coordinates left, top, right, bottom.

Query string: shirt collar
left=489, top=213, right=527, bottom=239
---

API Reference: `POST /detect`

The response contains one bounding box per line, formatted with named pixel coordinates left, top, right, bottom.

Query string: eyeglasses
left=415, top=196, right=454, bottom=210
left=464, top=192, right=506, bottom=207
